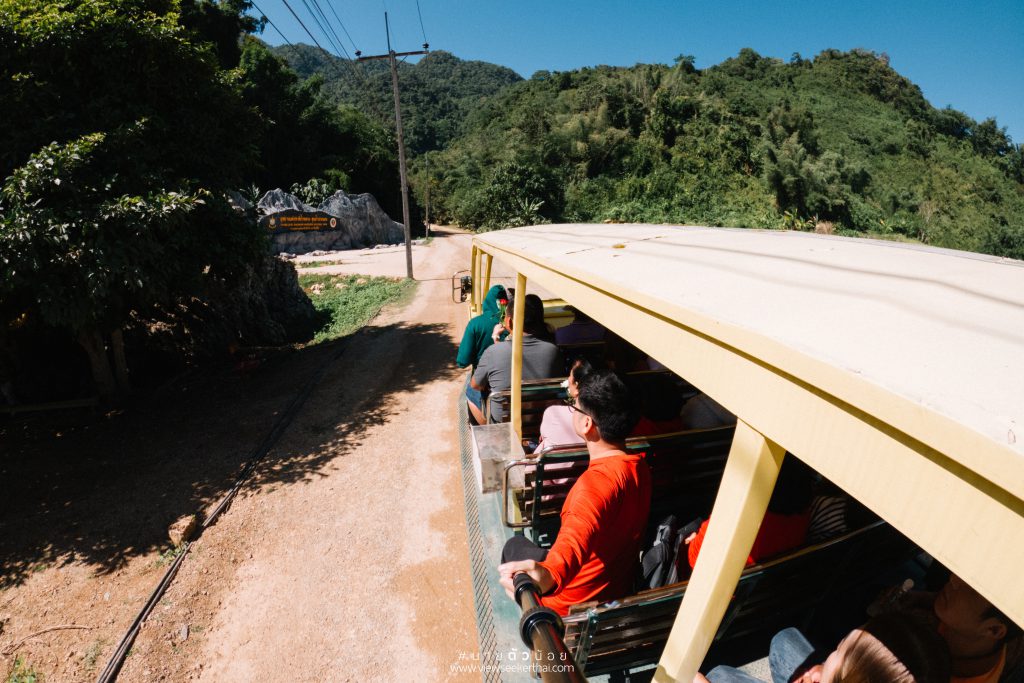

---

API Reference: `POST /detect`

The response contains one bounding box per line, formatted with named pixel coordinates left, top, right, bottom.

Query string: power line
left=250, top=0, right=294, bottom=46
left=415, top=0, right=428, bottom=46
left=280, top=0, right=332, bottom=56
left=279, top=0, right=389, bottom=122
left=325, top=0, right=360, bottom=55
left=300, top=0, right=348, bottom=59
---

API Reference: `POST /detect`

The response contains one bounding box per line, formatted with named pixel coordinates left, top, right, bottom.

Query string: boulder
left=168, top=514, right=199, bottom=546
left=257, top=189, right=404, bottom=255
left=257, top=189, right=315, bottom=214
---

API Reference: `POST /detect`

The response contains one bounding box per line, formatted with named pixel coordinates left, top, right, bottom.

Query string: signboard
left=259, top=210, right=342, bottom=234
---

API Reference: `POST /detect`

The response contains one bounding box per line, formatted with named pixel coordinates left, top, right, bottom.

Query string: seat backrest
left=562, top=521, right=910, bottom=677
left=486, top=377, right=569, bottom=439
left=523, top=426, right=736, bottom=547
left=488, top=369, right=688, bottom=441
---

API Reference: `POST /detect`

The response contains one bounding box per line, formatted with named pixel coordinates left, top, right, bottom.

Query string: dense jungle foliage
left=1, top=1, right=1022, bottom=401
left=274, top=45, right=523, bottom=155
left=415, top=50, right=1023, bottom=257
left=287, top=45, right=1022, bottom=258
left=0, top=0, right=402, bottom=398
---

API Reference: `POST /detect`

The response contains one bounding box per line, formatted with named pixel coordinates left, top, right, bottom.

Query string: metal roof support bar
left=511, top=273, right=527, bottom=439
left=654, top=420, right=785, bottom=682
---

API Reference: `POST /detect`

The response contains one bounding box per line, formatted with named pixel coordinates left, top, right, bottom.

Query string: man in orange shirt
left=935, top=574, right=1021, bottom=683
left=498, top=369, right=651, bottom=616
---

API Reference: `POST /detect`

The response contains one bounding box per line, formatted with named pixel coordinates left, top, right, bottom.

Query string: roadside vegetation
left=299, top=274, right=417, bottom=343
left=412, top=51, right=1023, bottom=257
left=5, top=657, right=41, bottom=683
left=0, top=0, right=406, bottom=403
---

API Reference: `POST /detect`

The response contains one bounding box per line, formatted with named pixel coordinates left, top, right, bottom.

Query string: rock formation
left=257, top=190, right=405, bottom=254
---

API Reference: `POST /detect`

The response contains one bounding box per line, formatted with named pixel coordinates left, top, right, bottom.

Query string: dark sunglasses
left=564, top=395, right=595, bottom=421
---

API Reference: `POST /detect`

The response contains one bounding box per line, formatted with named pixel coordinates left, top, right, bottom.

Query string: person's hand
left=692, top=674, right=711, bottom=683
left=684, top=532, right=697, bottom=544
left=498, top=560, right=555, bottom=600
left=794, top=665, right=823, bottom=683
left=491, top=322, right=505, bottom=343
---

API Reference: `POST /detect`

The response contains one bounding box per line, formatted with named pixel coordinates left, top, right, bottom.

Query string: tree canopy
left=396, top=48, right=1022, bottom=256
left=0, top=0, right=403, bottom=398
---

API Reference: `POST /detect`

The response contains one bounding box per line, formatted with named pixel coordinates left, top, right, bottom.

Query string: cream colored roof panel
left=474, top=224, right=1024, bottom=469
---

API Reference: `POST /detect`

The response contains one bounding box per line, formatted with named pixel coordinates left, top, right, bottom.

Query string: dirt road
left=115, top=229, right=480, bottom=680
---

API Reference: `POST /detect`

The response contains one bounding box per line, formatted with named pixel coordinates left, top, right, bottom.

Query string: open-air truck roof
left=468, top=224, right=1024, bottom=682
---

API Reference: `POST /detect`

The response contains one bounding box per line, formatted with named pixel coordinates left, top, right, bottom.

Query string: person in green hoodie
left=459, top=284, right=508, bottom=424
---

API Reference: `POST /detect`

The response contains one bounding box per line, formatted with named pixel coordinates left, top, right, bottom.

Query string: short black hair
left=983, top=604, right=1023, bottom=644
left=575, top=369, right=639, bottom=442
left=506, top=293, right=547, bottom=336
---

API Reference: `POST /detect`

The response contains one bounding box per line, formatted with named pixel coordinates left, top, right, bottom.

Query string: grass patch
left=155, top=544, right=185, bottom=567
left=296, top=259, right=354, bottom=268
left=83, top=639, right=107, bottom=672
left=7, top=657, right=42, bottom=683
left=299, top=273, right=416, bottom=343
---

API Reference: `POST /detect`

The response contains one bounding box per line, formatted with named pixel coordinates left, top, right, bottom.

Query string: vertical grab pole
left=483, top=253, right=494, bottom=299
left=510, top=273, right=527, bottom=439
left=653, top=421, right=785, bottom=682
left=470, top=245, right=480, bottom=314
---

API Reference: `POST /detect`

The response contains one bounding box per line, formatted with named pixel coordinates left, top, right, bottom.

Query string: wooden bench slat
left=561, top=522, right=910, bottom=676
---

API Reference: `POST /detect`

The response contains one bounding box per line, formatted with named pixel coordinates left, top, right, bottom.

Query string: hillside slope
left=421, top=49, right=1023, bottom=258
left=272, top=46, right=523, bottom=154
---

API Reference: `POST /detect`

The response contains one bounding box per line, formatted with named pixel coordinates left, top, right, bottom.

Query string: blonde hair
left=834, top=613, right=950, bottom=683
left=836, top=629, right=913, bottom=683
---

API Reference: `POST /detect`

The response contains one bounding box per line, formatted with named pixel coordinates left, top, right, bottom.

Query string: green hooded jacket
left=457, top=284, right=508, bottom=369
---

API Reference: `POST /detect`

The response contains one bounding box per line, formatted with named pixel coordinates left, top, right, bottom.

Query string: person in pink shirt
left=534, top=359, right=593, bottom=454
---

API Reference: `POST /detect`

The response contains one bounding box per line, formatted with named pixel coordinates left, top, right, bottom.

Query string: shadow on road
left=0, top=321, right=459, bottom=590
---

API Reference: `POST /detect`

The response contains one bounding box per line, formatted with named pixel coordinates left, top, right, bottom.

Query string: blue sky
left=252, top=0, right=1024, bottom=144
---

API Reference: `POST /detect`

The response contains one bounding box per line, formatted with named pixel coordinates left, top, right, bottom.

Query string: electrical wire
left=415, top=0, right=428, bottom=46
left=325, top=0, right=360, bottom=55
left=251, top=0, right=294, bottom=46
left=279, top=0, right=389, bottom=122
left=299, top=0, right=348, bottom=59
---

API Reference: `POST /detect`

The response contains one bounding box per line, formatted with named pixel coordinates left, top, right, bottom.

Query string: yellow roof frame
left=471, top=224, right=1024, bottom=681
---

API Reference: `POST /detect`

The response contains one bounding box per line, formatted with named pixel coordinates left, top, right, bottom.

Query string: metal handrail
left=503, top=458, right=538, bottom=528
left=512, top=573, right=588, bottom=682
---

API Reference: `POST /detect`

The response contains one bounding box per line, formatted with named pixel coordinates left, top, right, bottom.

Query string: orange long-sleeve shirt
left=537, top=452, right=651, bottom=616
left=687, top=510, right=811, bottom=569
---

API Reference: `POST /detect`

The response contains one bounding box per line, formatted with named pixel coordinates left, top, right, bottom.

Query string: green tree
left=0, top=0, right=264, bottom=397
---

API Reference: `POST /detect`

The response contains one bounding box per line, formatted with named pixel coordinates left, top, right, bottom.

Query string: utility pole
left=424, top=154, right=431, bottom=238
left=356, top=13, right=428, bottom=280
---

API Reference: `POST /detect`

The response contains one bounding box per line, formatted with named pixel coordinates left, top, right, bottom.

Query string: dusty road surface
left=118, top=227, right=480, bottom=681
left=0, top=227, right=486, bottom=681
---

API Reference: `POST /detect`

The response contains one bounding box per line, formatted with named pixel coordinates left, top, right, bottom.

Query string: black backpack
left=640, top=515, right=702, bottom=590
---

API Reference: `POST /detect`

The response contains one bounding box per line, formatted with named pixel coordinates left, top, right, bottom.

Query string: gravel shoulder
left=1, top=229, right=480, bottom=681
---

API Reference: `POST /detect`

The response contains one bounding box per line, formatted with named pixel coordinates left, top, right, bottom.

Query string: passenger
left=533, top=359, right=593, bottom=454
left=686, top=455, right=815, bottom=569
left=459, top=284, right=508, bottom=424
left=498, top=370, right=651, bottom=616
left=604, top=331, right=650, bottom=372
left=471, top=294, right=563, bottom=424
left=632, top=373, right=686, bottom=436
left=555, top=307, right=605, bottom=344
left=807, top=481, right=853, bottom=544
left=695, top=612, right=951, bottom=683
left=457, top=284, right=508, bottom=369
left=933, top=573, right=1022, bottom=683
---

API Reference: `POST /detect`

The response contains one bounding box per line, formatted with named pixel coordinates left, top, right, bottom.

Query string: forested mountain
left=406, top=49, right=1022, bottom=259
left=272, top=45, right=523, bottom=154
